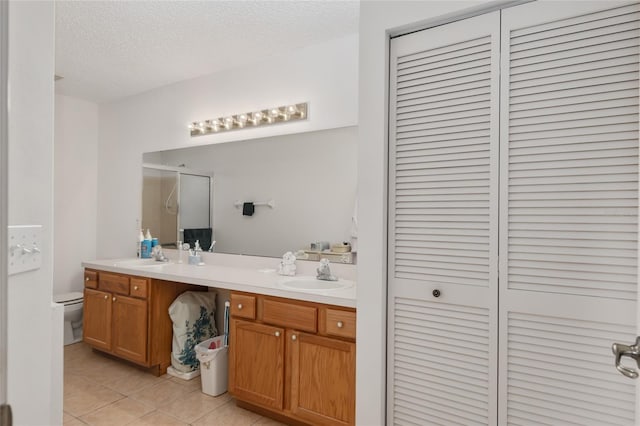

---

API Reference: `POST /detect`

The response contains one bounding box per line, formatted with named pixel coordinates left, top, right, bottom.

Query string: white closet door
left=388, top=12, right=500, bottom=425
left=499, top=2, right=640, bottom=425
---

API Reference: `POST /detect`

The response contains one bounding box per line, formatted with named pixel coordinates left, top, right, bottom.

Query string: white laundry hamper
left=195, top=336, right=228, bottom=396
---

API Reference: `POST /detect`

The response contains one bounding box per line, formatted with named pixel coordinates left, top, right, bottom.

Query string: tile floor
left=64, top=342, right=284, bottom=425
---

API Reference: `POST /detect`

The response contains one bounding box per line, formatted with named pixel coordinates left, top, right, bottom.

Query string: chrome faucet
left=316, top=258, right=338, bottom=281
left=152, top=245, right=169, bottom=262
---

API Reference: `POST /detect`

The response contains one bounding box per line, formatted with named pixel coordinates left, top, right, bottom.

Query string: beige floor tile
left=251, top=417, right=287, bottom=426
left=127, top=410, right=189, bottom=426
left=64, top=342, right=94, bottom=363
left=64, top=343, right=275, bottom=425
left=192, top=400, right=261, bottom=426
left=168, top=374, right=203, bottom=392
left=79, top=397, right=155, bottom=426
left=63, top=411, right=87, bottom=426
left=159, top=390, right=232, bottom=423
left=69, top=357, right=138, bottom=386
left=64, top=377, right=125, bottom=417
left=129, top=379, right=196, bottom=409
left=102, top=367, right=169, bottom=396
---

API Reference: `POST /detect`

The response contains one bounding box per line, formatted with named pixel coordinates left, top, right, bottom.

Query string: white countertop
left=82, top=254, right=356, bottom=308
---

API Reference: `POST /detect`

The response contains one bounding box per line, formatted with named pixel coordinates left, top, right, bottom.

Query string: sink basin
left=280, top=276, right=354, bottom=291
left=113, top=259, right=171, bottom=269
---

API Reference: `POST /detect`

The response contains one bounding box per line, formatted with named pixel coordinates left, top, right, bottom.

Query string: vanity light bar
left=189, top=102, right=308, bottom=137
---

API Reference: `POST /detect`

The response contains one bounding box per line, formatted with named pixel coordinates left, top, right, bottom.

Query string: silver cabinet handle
left=337, top=321, right=344, bottom=328
left=291, top=335, right=297, bottom=341
left=112, top=297, right=116, bottom=302
left=85, top=277, right=90, bottom=282
left=103, top=295, right=108, bottom=300
left=612, top=336, right=640, bottom=379
left=237, top=303, right=243, bottom=310
left=133, top=285, right=139, bottom=291
left=274, top=331, right=280, bottom=337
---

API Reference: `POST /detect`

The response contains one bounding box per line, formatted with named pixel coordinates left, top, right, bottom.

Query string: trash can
left=195, top=336, right=228, bottom=396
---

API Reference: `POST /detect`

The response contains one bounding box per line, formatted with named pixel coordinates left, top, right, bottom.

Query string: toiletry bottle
left=137, top=229, right=144, bottom=258
left=141, top=229, right=152, bottom=259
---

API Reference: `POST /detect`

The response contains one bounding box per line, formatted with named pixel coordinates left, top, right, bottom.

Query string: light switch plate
left=8, top=225, right=43, bottom=275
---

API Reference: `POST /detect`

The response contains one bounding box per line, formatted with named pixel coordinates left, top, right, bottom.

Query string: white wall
left=54, top=94, right=98, bottom=295
left=155, top=126, right=357, bottom=257
left=357, top=1, right=491, bottom=424
left=7, top=1, right=59, bottom=424
left=97, top=34, right=358, bottom=259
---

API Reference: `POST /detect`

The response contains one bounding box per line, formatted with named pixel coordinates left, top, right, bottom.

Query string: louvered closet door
left=499, top=2, right=640, bottom=425
left=388, top=12, right=500, bottom=425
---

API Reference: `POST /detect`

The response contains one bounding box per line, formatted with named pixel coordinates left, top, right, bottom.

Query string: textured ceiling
left=55, top=1, right=359, bottom=104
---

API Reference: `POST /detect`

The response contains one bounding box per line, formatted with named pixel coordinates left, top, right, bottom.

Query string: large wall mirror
left=142, top=126, right=358, bottom=260
left=142, top=165, right=213, bottom=248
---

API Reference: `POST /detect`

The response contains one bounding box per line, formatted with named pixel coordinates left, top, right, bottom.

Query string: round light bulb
left=269, top=108, right=279, bottom=118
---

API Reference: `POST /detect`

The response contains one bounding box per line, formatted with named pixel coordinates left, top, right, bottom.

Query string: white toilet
left=54, top=292, right=84, bottom=345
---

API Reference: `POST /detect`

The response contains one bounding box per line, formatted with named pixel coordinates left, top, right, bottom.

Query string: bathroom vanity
left=229, top=291, right=355, bottom=426
left=82, top=254, right=356, bottom=425
left=83, top=269, right=204, bottom=375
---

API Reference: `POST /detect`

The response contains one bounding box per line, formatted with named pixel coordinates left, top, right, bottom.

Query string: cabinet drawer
left=99, top=273, right=129, bottom=295
left=231, top=293, right=256, bottom=319
left=325, top=309, right=356, bottom=340
left=84, top=270, right=98, bottom=289
left=263, top=299, right=317, bottom=333
left=130, top=278, right=148, bottom=299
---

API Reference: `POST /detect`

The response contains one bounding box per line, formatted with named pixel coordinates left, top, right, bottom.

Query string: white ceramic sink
left=113, top=259, right=171, bottom=269
left=279, top=276, right=354, bottom=291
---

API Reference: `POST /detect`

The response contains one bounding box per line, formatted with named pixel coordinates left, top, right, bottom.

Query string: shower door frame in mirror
left=142, top=163, right=213, bottom=249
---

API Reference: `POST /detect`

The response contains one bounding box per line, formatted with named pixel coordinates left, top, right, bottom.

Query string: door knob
left=612, top=336, right=640, bottom=378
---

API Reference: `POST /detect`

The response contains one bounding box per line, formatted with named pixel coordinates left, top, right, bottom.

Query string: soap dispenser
left=141, top=229, right=152, bottom=259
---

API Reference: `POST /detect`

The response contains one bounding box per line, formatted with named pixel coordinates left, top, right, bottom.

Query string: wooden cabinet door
left=112, top=295, right=148, bottom=365
left=290, top=332, right=355, bottom=426
left=83, top=288, right=112, bottom=351
left=229, top=319, right=285, bottom=410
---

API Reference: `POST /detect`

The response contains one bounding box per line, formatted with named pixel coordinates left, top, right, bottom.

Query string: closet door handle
left=612, top=336, right=640, bottom=379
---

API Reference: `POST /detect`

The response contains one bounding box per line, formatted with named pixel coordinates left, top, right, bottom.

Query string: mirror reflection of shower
left=142, top=163, right=213, bottom=248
